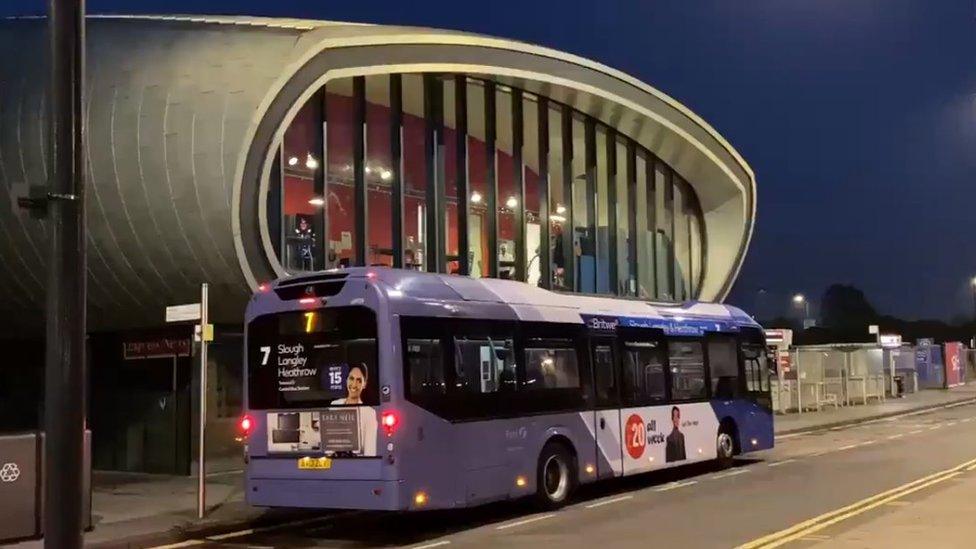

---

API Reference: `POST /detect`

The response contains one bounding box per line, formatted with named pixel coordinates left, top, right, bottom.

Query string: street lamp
left=792, top=293, right=809, bottom=319
left=970, top=277, right=976, bottom=321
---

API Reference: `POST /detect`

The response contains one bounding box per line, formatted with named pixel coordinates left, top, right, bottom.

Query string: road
left=158, top=402, right=976, bottom=548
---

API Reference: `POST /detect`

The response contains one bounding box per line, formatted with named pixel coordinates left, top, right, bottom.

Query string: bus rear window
left=247, top=307, right=378, bottom=410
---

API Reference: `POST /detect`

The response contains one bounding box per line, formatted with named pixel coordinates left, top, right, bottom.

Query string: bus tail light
left=239, top=414, right=254, bottom=439
left=381, top=411, right=399, bottom=436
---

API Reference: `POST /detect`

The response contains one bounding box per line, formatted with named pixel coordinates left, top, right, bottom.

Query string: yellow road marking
left=737, top=457, right=976, bottom=549
left=966, top=463, right=976, bottom=471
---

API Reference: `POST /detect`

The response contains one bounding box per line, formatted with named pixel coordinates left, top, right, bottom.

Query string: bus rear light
left=381, top=411, right=399, bottom=436
left=257, top=282, right=270, bottom=293
left=585, top=464, right=595, bottom=475
left=414, top=491, right=428, bottom=506
left=298, top=297, right=316, bottom=305
left=239, top=414, right=254, bottom=438
left=515, top=476, right=527, bottom=487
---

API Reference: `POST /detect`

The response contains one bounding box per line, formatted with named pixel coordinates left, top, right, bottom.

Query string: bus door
left=591, top=337, right=623, bottom=478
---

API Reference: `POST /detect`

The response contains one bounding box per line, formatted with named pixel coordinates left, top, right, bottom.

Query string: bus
left=241, top=267, right=774, bottom=511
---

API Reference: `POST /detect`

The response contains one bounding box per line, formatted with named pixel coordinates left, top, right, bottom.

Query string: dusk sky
left=5, top=0, right=975, bottom=320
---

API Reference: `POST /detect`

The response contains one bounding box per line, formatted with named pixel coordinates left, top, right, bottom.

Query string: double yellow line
left=737, top=456, right=976, bottom=549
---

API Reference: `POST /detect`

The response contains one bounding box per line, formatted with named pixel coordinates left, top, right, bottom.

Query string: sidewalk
left=774, top=385, right=976, bottom=435
left=7, top=387, right=976, bottom=549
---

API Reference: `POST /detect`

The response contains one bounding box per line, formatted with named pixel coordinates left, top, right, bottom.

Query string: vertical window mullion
left=626, top=141, right=638, bottom=295
left=390, top=75, right=404, bottom=268
left=320, top=87, right=330, bottom=270
left=352, top=76, right=367, bottom=266
left=666, top=166, right=676, bottom=299
left=423, top=74, right=442, bottom=272
left=512, top=88, right=525, bottom=281
left=606, top=128, right=618, bottom=294
left=584, top=118, right=596, bottom=293
left=646, top=155, right=658, bottom=299
left=561, top=105, right=574, bottom=292
left=455, top=75, right=470, bottom=276
left=485, top=80, right=498, bottom=278
left=537, top=97, right=551, bottom=290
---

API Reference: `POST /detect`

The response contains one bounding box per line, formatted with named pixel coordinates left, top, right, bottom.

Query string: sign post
left=197, top=283, right=209, bottom=519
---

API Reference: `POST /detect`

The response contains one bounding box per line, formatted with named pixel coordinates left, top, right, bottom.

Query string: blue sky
left=6, top=0, right=976, bottom=320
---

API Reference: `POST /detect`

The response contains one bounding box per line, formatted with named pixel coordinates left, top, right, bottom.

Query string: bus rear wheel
left=716, top=428, right=736, bottom=469
left=535, top=442, right=576, bottom=509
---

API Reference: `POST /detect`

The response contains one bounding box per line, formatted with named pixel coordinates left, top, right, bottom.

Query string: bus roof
left=259, top=268, right=760, bottom=333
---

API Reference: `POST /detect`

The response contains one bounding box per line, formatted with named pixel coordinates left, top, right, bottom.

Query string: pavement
left=774, top=384, right=976, bottom=435
left=4, top=386, right=976, bottom=549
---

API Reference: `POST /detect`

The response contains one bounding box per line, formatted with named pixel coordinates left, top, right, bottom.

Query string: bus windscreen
left=247, top=307, right=378, bottom=410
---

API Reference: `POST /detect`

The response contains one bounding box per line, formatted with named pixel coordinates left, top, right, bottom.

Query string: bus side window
left=622, top=341, right=666, bottom=405
left=742, top=344, right=768, bottom=393
left=668, top=340, right=707, bottom=400
left=454, top=337, right=516, bottom=394
left=523, top=342, right=579, bottom=390
left=707, top=335, right=740, bottom=399
left=406, top=339, right=446, bottom=397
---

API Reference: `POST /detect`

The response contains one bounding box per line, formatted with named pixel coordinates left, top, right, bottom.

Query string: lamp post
left=970, top=277, right=976, bottom=322
left=792, top=293, right=809, bottom=321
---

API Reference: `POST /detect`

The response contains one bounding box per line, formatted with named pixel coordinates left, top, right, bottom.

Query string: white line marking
left=655, top=480, right=698, bottom=492
left=205, top=468, right=244, bottom=478
left=208, top=529, right=256, bottom=541
left=149, top=542, right=204, bottom=549
left=946, top=422, right=957, bottom=427
left=962, top=417, right=974, bottom=423
left=584, top=495, right=633, bottom=509
left=861, top=440, right=877, bottom=446
left=768, top=459, right=796, bottom=467
left=799, top=534, right=831, bottom=541
left=712, top=469, right=749, bottom=479
left=909, top=429, right=923, bottom=435
left=929, top=425, right=943, bottom=430
left=888, top=434, right=904, bottom=440
left=775, top=399, right=976, bottom=440
left=838, top=443, right=859, bottom=451
left=966, top=463, right=976, bottom=472
left=496, top=513, right=556, bottom=530
left=885, top=501, right=911, bottom=507
left=412, top=541, right=452, bottom=549
left=811, top=450, right=831, bottom=457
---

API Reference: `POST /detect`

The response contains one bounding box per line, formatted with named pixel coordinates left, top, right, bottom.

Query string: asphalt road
left=164, top=402, right=976, bottom=549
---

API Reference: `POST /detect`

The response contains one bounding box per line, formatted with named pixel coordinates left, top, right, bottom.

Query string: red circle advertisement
left=625, top=414, right=646, bottom=459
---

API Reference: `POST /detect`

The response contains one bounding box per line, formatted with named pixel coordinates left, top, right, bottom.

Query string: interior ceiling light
left=470, top=191, right=483, bottom=204
left=288, top=156, right=299, bottom=167
left=305, top=153, right=319, bottom=170
left=380, top=170, right=393, bottom=181
left=308, top=197, right=325, bottom=207
left=506, top=196, right=518, bottom=209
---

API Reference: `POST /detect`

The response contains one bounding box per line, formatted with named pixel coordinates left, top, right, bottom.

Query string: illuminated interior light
left=470, top=191, right=483, bottom=204
left=549, top=214, right=566, bottom=223
left=555, top=204, right=567, bottom=214
left=505, top=196, right=518, bottom=209
left=515, top=476, right=527, bottom=487
left=305, top=153, right=319, bottom=170
left=380, top=169, right=393, bottom=181
left=365, top=166, right=372, bottom=174
left=308, top=197, right=325, bottom=207
left=288, top=156, right=299, bottom=166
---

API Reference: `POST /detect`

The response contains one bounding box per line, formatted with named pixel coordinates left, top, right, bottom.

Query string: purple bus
left=241, top=268, right=774, bottom=510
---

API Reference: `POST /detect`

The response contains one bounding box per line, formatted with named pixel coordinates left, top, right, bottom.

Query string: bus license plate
left=298, top=457, right=332, bottom=470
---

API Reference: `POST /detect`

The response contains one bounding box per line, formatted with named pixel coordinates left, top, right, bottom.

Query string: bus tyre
left=716, top=428, right=736, bottom=469
left=535, top=442, right=576, bottom=509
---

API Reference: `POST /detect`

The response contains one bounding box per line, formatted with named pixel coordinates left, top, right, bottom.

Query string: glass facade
left=268, top=74, right=706, bottom=300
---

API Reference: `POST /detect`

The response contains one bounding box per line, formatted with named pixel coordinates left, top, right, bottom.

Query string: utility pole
left=45, top=0, right=87, bottom=547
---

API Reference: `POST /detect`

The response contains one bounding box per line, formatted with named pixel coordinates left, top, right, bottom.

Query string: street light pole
left=44, top=1, right=87, bottom=547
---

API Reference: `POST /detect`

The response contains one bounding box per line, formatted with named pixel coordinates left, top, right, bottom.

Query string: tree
left=819, top=284, right=878, bottom=333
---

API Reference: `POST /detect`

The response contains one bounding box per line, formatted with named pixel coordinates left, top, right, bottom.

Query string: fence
left=772, top=344, right=893, bottom=414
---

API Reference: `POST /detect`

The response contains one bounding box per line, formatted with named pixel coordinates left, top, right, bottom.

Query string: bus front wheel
left=535, top=442, right=576, bottom=509
left=716, top=425, right=736, bottom=469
